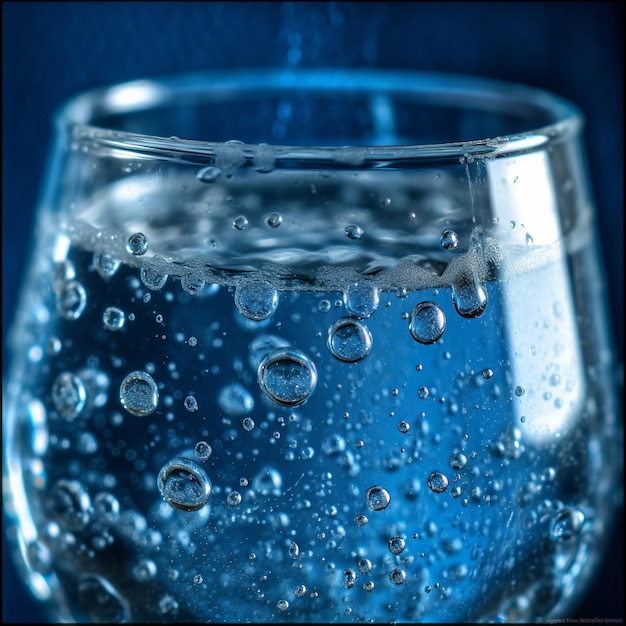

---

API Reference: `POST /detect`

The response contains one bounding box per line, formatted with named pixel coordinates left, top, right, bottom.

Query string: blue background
left=2, top=2, right=623, bottom=623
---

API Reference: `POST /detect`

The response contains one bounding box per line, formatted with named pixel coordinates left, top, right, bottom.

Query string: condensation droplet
left=234, top=281, right=279, bottom=321
left=103, top=307, right=125, bottom=331
left=258, top=348, right=317, bottom=407
left=365, top=485, right=391, bottom=511
left=57, top=280, right=87, bottom=320
left=157, top=457, right=212, bottom=512
left=441, top=229, right=459, bottom=250
left=408, top=301, right=446, bottom=344
left=119, top=371, right=159, bottom=416
left=428, top=471, right=449, bottom=493
left=343, top=282, right=380, bottom=319
left=52, top=372, right=86, bottom=420
left=327, top=318, right=373, bottom=363
left=127, top=232, right=148, bottom=256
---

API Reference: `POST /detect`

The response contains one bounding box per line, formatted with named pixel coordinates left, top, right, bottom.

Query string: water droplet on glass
left=257, top=348, right=317, bottom=407
left=428, top=471, right=449, bottom=493
left=196, top=166, right=222, bottom=183
left=234, top=281, right=279, bottom=321
left=103, top=307, right=125, bottom=331
left=408, top=301, right=446, bottom=344
left=127, top=232, right=148, bottom=256
left=365, top=485, right=391, bottom=511
left=441, top=229, right=459, bottom=250
left=52, top=372, right=87, bottom=420
left=345, top=224, right=364, bottom=239
left=157, top=457, right=212, bottom=512
left=343, top=282, right=380, bottom=319
left=550, top=508, right=585, bottom=542
left=451, top=275, right=487, bottom=318
left=57, top=281, right=87, bottom=320
left=119, top=371, right=159, bottom=416
left=327, top=318, right=373, bottom=363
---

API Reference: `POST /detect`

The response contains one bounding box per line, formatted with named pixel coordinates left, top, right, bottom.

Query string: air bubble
left=345, top=224, right=364, bottom=239
left=119, top=371, right=159, bottom=416
left=140, top=267, right=168, bottom=291
left=276, top=599, right=289, bottom=611
left=218, top=383, right=254, bottom=416
left=157, top=456, right=212, bottom=512
left=390, top=568, right=407, bottom=585
left=181, top=274, right=205, bottom=296
left=408, top=301, right=446, bottom=344
left=343, top=282, right=380, bottom=319
left=233, top=216, right=249, bottom=230
left=482, top=368, right=494, bottom=380
left=132, top=559, right=157, bottom=582
left=50, top=479, right=91, bottom=530
left=365, top=485, right=391, bottom=511
left=127, top=232, right=148, bottom=256
left=550, top=508, right=585, bottom=542
left=93, top=253, right=121, bottom=279
left=451, top=275, right=487, bottom=318
left=449, top=453, right=467, bottom=470
left=288, top=541, right=300, bottom=559
left=77, top=574, right=130, bottom=623
left=194, top=441, right=212, bottom=461
left=441, top=229, right=459, bottom=250
left=355, top=514, right=369, bottom=526
left=266, top=212, right=282, bottom=228
left=184, top=396, right=199, bottom=412
left=242, top=417, right=255, bottom=431
left=227, top=491, right=242, bottom=507
left=196, top=166, right=222, bottom=183
left=234, top=281, right=279, bottom=321
left=257, top=348, right=317, bottom=407
left=343, top=569, right=357, bottom=588
left=327, top=318, right=373, bottom=363
left=428, top=471, right=449, bottom=493
left=294, top=584, right=307, bottom=597
left=103, top=307, right=125, bottom=331
left=57, top=281, right=87, bottom=320
left=388, top=536, right=406, bottom=555
left=52, top=372, right=86, bottom=420
left=357, top=558, right=372, bottom=574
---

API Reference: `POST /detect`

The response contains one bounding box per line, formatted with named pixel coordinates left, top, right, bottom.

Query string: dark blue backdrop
left=2, top=2, right=623, bottom=623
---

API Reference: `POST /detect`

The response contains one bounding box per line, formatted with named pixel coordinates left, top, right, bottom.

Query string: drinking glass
left=3, top=69, right=622, bottom=623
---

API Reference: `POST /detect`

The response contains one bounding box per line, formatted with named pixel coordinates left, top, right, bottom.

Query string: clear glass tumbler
left=2, top=69, right=622, bottom=623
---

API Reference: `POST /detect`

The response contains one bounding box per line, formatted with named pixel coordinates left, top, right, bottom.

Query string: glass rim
left=55, top=68, right=584, bottom=163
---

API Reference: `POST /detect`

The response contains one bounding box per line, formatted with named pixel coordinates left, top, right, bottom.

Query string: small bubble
left=276, top=599, right=289, bottom=611
left=390, top=568, right=407, bottom=585
left=266, top=212, right=282, bottom=228
left=482, top=368, right=494, bottom=380
left=514, top=385, right=525, bottom=397
left=365, top=485, right=391, bottom=511
left=428, top=471, right=449, bottom=493
left=50, top=479, right=91, bottom=530
left=57, top=281, right=87, bottom=320
left=140, top=267, right=168, bottom=291
left=449, top=453, right=467, bottom=470
left=258, top=348, right=317, bottom=407
left=119, top=371, right=159, bottom=416
left=294, top=584, right=307, bottom=597
left=132, top=559, right=157, bottom=582
left=194, top=441, right=212, bottom=461
left=103, top=307, right=125, bottom=331
left=441, top=229, right=459, bottom=250
left=181, top=274, right=205, bottom=296
left=345, top=224, right=364, bottom=239
left=452, top=275, right=487, bottom=318
left=343, top=282, right=380, bottom=319
left=227, top=491, right=242, bottom=507
left=327, top=318, right=373, bottom=363
left=234, top=281, right=279, bottom=321
left=193, top=574, right=204, bottom=585
left=52, top=372, right=86, bottom=420
left=218, top=383, right=255, bottom=416
left=397, top=420, right=410, bottom=434
left=288, top=541, right=300, bottom=559
left=93, top=253, right=121, bottom=279
left=127, top=232, right=148, bottom=256
left=157, top=456, right=212, bottom=512
left=343, top=569, right=357, bottom=588
left=357, top=558, right=372, bottom=574
left=388, top=536, right=406, bottom=555
left=417, top=386, right=429, bottom=399
left=363, top=581, right=375, bottom=592
left=551, top=508, right=585, bottom=542
left=408, top=301, right=446, bottom=344
left=196, top=166, right=222, bottom=183
left=184, top=396, right=199, bottom=412
left=233, top=216, right=249, bottom=230
left=354, top=514, right=369, bottom=527
left=242, top=417, right=256, bottom=431
left=188, top=336, right=198, bottom=347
